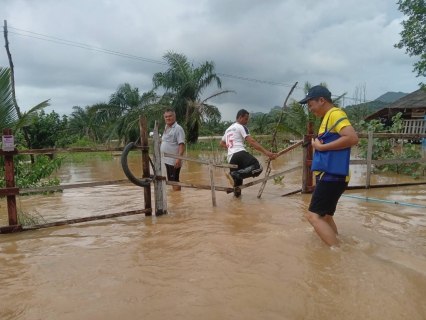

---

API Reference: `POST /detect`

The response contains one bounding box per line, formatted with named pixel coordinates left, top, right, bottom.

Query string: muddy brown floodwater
left=1, top=149, right=426, bottom=319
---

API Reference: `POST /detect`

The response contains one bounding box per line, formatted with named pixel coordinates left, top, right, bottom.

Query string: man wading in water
left=160, top=109, right=185, bottom=191
left=220, top=109, right=277, bottom=197
left=299, top=86, right=358, bottom=247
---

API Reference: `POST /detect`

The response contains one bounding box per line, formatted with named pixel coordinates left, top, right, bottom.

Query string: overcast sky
left=1, top=0, right=421, bottom=121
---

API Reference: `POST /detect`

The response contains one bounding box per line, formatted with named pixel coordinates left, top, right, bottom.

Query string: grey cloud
left=0, top=0, right=421, bottom=120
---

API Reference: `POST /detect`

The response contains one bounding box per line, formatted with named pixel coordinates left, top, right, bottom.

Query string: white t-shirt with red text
left=222, top=122, right=250, bottom=162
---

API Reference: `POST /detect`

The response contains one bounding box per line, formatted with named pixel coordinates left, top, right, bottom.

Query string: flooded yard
left=1, top=149, right=426, bottom=319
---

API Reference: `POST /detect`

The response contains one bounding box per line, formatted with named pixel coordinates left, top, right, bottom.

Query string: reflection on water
left=0, top=149, right=426, bottom=319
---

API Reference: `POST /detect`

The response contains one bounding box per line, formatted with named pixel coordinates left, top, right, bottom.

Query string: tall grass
left=17, top=208, right=47, bottom=226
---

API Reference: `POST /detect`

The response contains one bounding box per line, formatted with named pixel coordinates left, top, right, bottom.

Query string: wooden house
left=364, top=89, right=426, bottom=135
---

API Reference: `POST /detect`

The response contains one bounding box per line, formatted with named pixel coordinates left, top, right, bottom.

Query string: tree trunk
left=3, top=20, right=34, bottom=163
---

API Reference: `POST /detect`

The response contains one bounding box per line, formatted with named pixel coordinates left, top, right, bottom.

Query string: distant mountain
left=344, top=100, right=389, bottom=115
left=374, top=92, right=408, bottom=103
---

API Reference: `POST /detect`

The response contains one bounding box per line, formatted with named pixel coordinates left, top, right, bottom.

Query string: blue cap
left=298, top=85, right=331, bottom=104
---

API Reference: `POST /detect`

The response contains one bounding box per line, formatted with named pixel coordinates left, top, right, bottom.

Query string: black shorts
left=308, top=179, right=348, bottom=217
left=165, top=164, right=181, bottom=182
left=229, top=151, right=260, bottom=171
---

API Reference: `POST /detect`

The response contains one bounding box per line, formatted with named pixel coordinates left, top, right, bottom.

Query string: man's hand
left=311, top=138, right=324, bottom=151
left=175, top=159, right=182, bottom=168
left=265, top=151, right=278, bottom=160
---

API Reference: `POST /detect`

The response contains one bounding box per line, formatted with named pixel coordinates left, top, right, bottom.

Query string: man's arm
left=311, top=125, right=359, bottom=151
left=174, top=143, right=185, bottom=168
left=219, top=140, right=227, bottom=149
left=245, top=136, right=277, bottom=159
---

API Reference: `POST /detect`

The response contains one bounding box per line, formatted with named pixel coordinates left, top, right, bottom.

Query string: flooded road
left=1, top=149, right=426, bottom=319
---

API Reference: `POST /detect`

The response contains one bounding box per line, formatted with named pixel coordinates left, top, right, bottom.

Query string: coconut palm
left=0, top=67, right=50, bottom=134
left=93, top=85, right=170, bottom=144
left=105, top=90, right=170, bottom=144
left=249, top=113, right=274, bottom=135
left=68, top=105, right=100, bottom=141
left=152, top=51, right=234, bottom=143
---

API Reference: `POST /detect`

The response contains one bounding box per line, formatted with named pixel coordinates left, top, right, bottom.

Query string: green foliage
left=199, top=119, right=233, bottom=136
left=273, top=175, right=285, bottom=184
left=0, top=67, right=50, bottom=133
left=248, top=114, right=274, bottom=134
left=68, top=136, right=100, bottom=148
left=278, top=81, right=345, bottom=137
left=61, top=138, right=114, bottom=163
left=186, top=139, right=222, bottom=151
left=357, top=112, right=426, bottom=179
left=18, top=208, right=47, bottom=226
left=344, top=100, right=389, bottom=131
left=0, top=67, right=15, bottom=131
left=247, top=135, right=289, bottom=153
left=0, top=154, right=62, bottom=191
left=27, top=110, right=78, bottom=148
left=395, top=0, right=426, bottom=89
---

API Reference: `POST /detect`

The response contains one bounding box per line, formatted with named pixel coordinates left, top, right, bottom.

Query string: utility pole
left=3, top=20, right=34, bottom=162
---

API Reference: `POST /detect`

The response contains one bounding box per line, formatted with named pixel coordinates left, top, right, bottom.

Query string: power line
left=7, top=26, right=302, bottom=90
left=6, top=26, right=374, bottom=103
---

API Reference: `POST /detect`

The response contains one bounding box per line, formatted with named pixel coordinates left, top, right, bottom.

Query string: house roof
left=364, top=89, right=426, bottom=121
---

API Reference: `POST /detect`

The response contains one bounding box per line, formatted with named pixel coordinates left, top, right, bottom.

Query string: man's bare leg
left=324, top=215, right=338, bottom=235
left=306, top=211, right=339, bottom=247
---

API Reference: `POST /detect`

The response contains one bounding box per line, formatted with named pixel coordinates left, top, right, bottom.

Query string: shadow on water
left=0, top=149, right=426, bottom=319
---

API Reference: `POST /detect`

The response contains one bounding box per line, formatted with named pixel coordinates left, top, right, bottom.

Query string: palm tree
left=106, top=90, right=170, bottom=144
left=0, top=67, right=50, bottom=135
left=152, top=51, right=234, bottom=143
left=249, top=114, right=274, bottom=135
left=92, top=85, right=170, bottom=144
left=68, top=105, right=99, bottom=141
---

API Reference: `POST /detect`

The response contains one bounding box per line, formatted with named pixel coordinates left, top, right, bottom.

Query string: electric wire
left=6, top=26, right=374, bottom=103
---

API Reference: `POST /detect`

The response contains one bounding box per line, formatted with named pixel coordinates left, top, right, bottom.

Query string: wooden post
left=366, top=130, right=373, bottom=189
left=302, top=122, right=314, bottom=193
left=152, top=121, right=167, bottom=216
left=208, top=161, right=217, bottom=207
left=139, top=115, right=152, bottom=215
left=2, top=129, right=18, bottom=226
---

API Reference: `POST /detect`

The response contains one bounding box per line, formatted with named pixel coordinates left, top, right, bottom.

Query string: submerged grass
left=17, top=208, right=47, bottom=226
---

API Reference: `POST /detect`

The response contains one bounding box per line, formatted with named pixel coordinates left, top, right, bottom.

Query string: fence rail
left=403, top=119, right=426, bottom=134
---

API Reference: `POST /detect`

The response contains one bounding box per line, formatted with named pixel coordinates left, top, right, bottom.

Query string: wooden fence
left=402, top=119, right=426, bottom=134
left=2, top=120, right=426, bottom=233
left=301, top=129, right=426, bottom=193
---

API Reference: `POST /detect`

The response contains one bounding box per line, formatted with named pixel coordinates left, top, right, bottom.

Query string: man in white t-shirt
left=220, top=109, right=277, bottom=196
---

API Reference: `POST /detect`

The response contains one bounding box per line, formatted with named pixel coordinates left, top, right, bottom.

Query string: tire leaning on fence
left=121, top=142, right=156, bottom=187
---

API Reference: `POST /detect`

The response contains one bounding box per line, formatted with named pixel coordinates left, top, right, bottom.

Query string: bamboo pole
left=257, top=82, right=298, bottom=198
left=208, top=161, right=217, bottom=207
left=0, top=146, right=148, bottom=156
left=21, top=208, right=152, bottom=231
left=163, top=152, right=237, bottom=168
left=239, top=166, right=302, bottom=190
left=19, top=179, right=131, bottom=194
left=166, top=181, right=233, bottom=192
